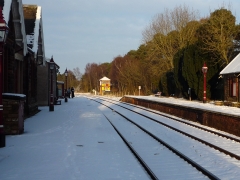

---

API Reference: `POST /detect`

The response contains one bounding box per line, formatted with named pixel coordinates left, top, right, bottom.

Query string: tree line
left=57, top=67, right=82, bottom=91
left=62, top=5, right=240, bottom=101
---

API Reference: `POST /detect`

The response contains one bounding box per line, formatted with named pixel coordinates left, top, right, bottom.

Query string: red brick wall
left=3, top=99, right=25, bottom=135
left=121, top=96, right=240, bottom=136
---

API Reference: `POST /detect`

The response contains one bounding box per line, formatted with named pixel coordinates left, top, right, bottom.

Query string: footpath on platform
left=0, top=95, right=149, bottom=180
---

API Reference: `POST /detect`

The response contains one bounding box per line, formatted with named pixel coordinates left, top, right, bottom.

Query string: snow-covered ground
left=0, top=95, right=150, bottom=180
left=0, top=94, right=239, bottom=180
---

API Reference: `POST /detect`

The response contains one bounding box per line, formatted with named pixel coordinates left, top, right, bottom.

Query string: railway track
left=96, top=96, right=240, bottom=158
left=88, top=96, right=240, bottom=179
left=99, top=96, right=240, bottom=143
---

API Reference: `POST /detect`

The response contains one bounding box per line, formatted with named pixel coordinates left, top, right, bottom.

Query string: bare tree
left=109, top=55, right=142, bottom=95
left=73, top=67, right=82, bottom=81
left=142, top=5, right=199, bottom=70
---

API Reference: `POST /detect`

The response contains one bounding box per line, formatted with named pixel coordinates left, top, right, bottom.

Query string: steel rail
left=98, top=97, right=240, bottom=160
left=104, top=114, right=158, bottom=180
left=98, top=100, right=219, bottom=180
left=100, top=96, right=240, bottom=143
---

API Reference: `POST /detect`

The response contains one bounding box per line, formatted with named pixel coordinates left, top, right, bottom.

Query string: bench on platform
left=155, top=92, right=162, bottom=97
left=54, top=97, right=61, bottom=105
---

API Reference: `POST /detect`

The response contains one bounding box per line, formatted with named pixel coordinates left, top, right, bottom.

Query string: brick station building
left=220, top=53, right=240, bottom=104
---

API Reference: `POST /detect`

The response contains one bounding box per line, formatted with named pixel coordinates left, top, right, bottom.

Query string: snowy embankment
left=124, top=95, right=240, bottom=116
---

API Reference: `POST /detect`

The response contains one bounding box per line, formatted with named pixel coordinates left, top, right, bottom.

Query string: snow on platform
left=0, top=96, right=149, bottom=180
left=125, top=95, right=240, bottom=117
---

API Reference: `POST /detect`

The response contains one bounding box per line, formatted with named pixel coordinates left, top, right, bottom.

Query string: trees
left=142, top=5, right=199, bottom=71
left=109, top=56, right=124, bottom=93
left=78, top=6, right=239, bottom=100
left=73, top=67, right=82, bottom=81
left=160, top=7, right=239, bottom=100
left=197, top=8, right=240, bottom=66
left=172, top=7, right=239, bottom=100
left=134, top=43, right=166, bottom=94
left=174, top=44, right=208, bottom=100
left=80, top=62, right=111, bottom=93
left=57, top=68, right=81, bottom=92
left=141, top=5, right=200, bottom=95
left=109, top=55, right=142, bottom=95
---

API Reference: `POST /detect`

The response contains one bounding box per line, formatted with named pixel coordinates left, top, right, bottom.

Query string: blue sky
left=22, top=0, right=240, bottom=74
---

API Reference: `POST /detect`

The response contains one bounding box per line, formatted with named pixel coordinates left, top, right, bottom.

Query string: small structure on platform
left=3, top=93, right=26, bottom=135
left=99, top=76, right=111, bottom=95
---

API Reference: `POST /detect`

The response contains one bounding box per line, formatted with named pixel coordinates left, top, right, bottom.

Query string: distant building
left=99, top=76, right=111, bottom=95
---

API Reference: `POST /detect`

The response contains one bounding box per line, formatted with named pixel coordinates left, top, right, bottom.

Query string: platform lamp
left=65, top=68, right=68, bottom=102
left=49, top=57, right=55, bottom=111
left=202, top=62, right=208, bottom=103
left=0, top=7, right=9, bottom=148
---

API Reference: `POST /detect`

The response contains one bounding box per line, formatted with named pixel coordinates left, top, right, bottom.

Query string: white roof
left=220, top=53, right=240, bottom=75
left=100, top=76, right=110, bottom=81
left=25, top=6, right=44, bottom=54
left=18, top=0, right=28, bottom=56
left=2, top=93, right=26, bottom=98
left=57, top=81, right=64, bottom=84
left=3, top=0, right=28, bottom=56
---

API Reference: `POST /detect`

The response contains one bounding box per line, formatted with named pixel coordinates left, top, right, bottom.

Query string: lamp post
left=65, top=68, right=68, bottom=102
left=49, top=57, right=55, bottom=111
left=0, top=7, right=9, bottom=148
left=202, top=62, right=208, bottom=103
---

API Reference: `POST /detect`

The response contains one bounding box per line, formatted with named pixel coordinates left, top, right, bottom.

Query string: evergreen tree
left=174, top=43, right=222, bottom=100
left=181, top=44, right=205, bottom=100
left=173, top=48, right=188, bottom=98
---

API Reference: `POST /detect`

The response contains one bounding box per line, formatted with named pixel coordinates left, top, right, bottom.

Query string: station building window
left=229, top=78, right=237, bottom=97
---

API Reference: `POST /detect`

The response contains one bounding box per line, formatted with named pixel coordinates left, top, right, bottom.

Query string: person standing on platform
left=67, top=88, right=71, bottom=98
left=71, top=87, right=75, bottom=98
